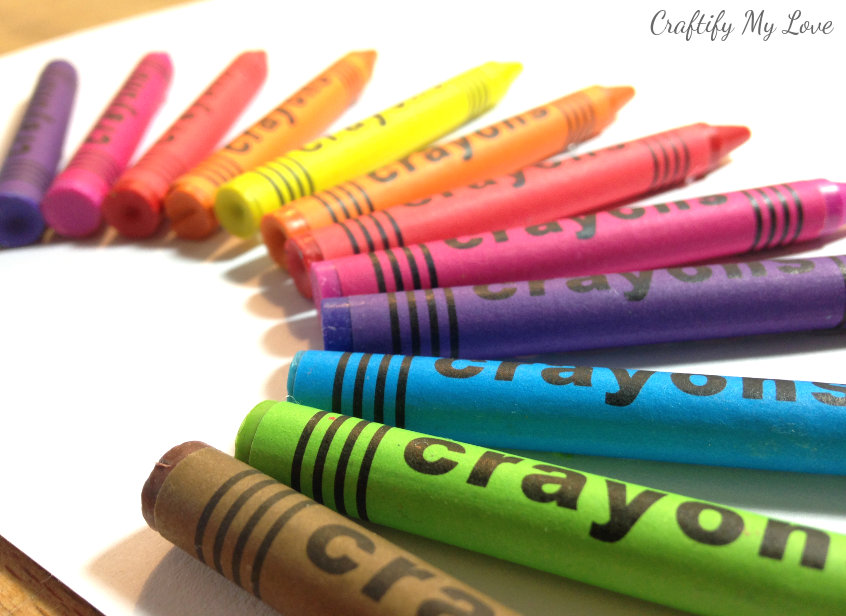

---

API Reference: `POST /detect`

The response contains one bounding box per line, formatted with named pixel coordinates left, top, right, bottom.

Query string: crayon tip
left=164, top=184, right=218, bottom=240
left=310, top=260, right=342, bottom=306
left=142, top=52, right=174, bottom=79
left=321, top=298, right=354, bottom=351
left=711, top=125, right=751, bottom=162
left=480, top=61, right=523, bottom=107
left=141, top=441, right=209, bottom=530
left=285, top=233, right=324, bottom=297
left=607, top=86, right=635, bottom=110
left=233, top=50, right=269, bottom=83
left=234, top=401, right=278, bottom=462
left=41, top=183, right=103, bottom=237
left=822, top=181, right=846, bottom=233
left=214, top=184, right=262, bottom=238
left=260, top=210, right=297, bottom=269
left=102, top=178, right=163, bottom=238
left=351, top=49, right=377, bottom=73
left=0, top=195, right=45, bottom=247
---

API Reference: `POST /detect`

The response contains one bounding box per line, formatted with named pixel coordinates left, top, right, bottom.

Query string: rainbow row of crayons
left=4, top=49, right=846, bottom=615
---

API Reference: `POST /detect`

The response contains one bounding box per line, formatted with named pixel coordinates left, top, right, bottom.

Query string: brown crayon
left=142, top=442, right=521, bottom=616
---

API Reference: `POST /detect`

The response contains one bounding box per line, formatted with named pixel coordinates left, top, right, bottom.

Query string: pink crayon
left=42, top=53, right=173, bottom=237
left=310, top=179, right=846, bottom=304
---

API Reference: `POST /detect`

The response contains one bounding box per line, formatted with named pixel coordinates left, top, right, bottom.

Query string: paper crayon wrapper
left=143, top=442, right=520, bottom=616
left=287, top=350, right=846, bottom=474
left=320, top=255, right=846, bottom=358
left=237, top=400, right=846, bottom=616
left=310, top=179, right=846, bottom=304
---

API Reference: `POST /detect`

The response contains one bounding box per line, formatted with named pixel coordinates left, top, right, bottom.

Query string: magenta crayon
left=101, top=50, right=267, bottom=238
left=41, top=53, right=173, bottom=238
left=310, top=179, right=846, bottom=304
left=0, top=60, right=77, bottom=248
left=321, top=254, right=846, bottom=358
left=287, top=123, right=750, bottom=296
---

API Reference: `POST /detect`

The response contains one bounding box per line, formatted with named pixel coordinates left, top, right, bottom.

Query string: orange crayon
left=261, top=85, right=634, bottom=268
left=102, top=51, right=267, bottom=238
left=164, top=51, right=376, bottom=240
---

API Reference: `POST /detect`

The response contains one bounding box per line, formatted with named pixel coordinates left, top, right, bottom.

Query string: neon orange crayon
left=164, top=51, right=376, bottom=240
left=260, top=85, right=634, bottom=267
left=102, top=51, right=267, bottom=238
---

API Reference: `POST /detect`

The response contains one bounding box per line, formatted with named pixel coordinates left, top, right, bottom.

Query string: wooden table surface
left=1, top=4, right=195, bottom=615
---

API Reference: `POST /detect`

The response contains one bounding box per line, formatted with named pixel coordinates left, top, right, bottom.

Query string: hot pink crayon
left=102, top=50, right=267, bottom=238
left=42, top=53, right=173, bottom=237
left=286, top=123, right=749, bottom=297
left=310, top=179, right=846, bottom=304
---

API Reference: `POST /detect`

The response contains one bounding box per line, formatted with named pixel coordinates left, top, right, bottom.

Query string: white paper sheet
left=1, top=1, right=845, bottom=614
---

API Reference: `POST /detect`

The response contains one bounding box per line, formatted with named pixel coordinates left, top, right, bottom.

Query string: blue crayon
left=0, top=60, right=77, bottom=248
left=287, top=350, right=846, bottom=474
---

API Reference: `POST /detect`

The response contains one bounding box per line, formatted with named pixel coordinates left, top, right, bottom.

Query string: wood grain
left=1, top=535, right=103, bottom=616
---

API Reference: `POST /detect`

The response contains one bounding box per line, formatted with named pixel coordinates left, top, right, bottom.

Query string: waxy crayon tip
left=481, top=62, right=523, bottom=107
left=214, top=185, right=262, bottom=238
left=320, top=298, right=354, bottom=351
left=710, top=125, right=751, bottom=162
left=233, top=50, right=269, bottom=83
left=41, top=183, right=104, bottom=238
left=234, top=401, right=277, bottom=462
left=285, top=232, right=324, bottom=296
left=352, top=50, right=378, bottom=72
left=164, top=184, right=218, bottom=240
left=822, top=181, right=846, bottom=233
left=0, top=195, right=45, bottom=247
left=607, top=86, right=635, bottom=110
left=310, top=260, right=342, bottom=306
left=102, top=179, right=163, bottom=238
left=259, top=210, right=297, bottom=269
left=286, top=350, right=305, bottom=395
left=142, top=52, right=174, bottom=78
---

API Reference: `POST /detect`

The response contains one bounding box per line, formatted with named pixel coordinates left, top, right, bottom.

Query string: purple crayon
left=0, top=60, right=77, bottom=248
left=321, top=254, right=846, bottom=357
left=310, top=179, right=846, bottom=305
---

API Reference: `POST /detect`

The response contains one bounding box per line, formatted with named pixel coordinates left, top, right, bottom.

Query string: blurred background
left=0, top=0, right=196, bottom=54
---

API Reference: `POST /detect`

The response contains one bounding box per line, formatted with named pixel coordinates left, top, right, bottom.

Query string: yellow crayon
left=164, top=51, right=377, bottom=240
left=214, top=61, right=522, bottom=238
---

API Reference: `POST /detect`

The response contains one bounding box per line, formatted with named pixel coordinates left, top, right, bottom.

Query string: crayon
left=237, top=400, right=846, bottom=616
left=310, top=179, right=846, bottom=304
left=262, top=84, right=636, bottom=267
left=320, top=254, right=846, bottom=358
left=102, top=50, right=267, bottom=238
left=41, top=53, right=173, bottom=238
left=285, top=123, right=749, bottom=294
left=287, top=350, right=846, bottom=474
left=214, top=61, right=523, bottom=238
left=0, top=60, right=77, bottom=248
left=164, top=51, right=377, bottom=240
left=143, top=441, right=520, bottom=616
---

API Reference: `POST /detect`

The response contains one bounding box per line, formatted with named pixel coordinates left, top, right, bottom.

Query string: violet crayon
left=0, top=60, right=77, bottom=247
left=321, top=254, right=846, bottom=357
left=310, top=179, right=846, bottom=304
left=287, top=350, right=846, bottom=474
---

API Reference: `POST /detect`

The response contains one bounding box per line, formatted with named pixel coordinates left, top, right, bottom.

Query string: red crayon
left=287, top=123, right=749, bottom=297
left=102, top=51, right=267, bottom=238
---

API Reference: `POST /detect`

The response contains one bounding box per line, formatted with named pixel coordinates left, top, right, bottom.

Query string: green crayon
left=237, top=400, right=845, bottom=616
